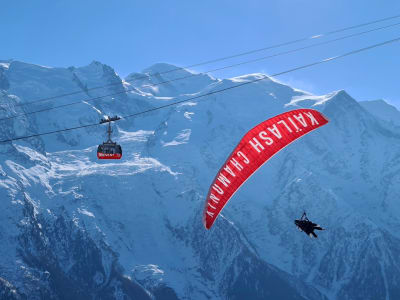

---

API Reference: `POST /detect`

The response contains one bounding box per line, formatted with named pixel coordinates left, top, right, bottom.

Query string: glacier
left=0, top=59, right=400, bottom=299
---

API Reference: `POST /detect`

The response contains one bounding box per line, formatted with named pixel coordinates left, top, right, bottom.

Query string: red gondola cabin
left=97, top=116, right=122, bottom=160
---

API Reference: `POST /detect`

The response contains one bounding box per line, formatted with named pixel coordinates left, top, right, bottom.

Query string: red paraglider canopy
left=203, top=108, right=329, bottom=229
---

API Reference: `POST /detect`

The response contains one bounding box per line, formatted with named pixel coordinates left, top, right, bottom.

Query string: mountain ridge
left=0, top=59, right=399, bottom=299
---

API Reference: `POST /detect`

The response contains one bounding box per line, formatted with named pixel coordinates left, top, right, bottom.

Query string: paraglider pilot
left=294, top=212, right=324, bottom=238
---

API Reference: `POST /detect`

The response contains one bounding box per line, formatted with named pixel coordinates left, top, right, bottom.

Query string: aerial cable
left=1, top=36, right=399, bottom=143
left=10, top=13, right=400, bottom=107
left=2, top=21, right=400, bottom=122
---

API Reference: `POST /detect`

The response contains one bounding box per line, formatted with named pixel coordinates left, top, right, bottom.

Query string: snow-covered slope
left=0, top=60, right=400, bottom=299
left=360, top=99, right=400, bottom=127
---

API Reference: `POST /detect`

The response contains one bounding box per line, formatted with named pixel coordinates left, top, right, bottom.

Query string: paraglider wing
left=203, top=109, right=328, bottom=229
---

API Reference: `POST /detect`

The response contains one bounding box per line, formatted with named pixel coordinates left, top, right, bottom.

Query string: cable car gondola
left=97, top=116, right=122, bottom=159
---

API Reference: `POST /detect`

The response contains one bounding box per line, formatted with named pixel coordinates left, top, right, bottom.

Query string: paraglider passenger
left=294, top=212, right=324, bottom=238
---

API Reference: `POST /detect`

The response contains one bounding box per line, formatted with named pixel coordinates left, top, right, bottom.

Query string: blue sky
left=1, top=0, right=400, bottom=106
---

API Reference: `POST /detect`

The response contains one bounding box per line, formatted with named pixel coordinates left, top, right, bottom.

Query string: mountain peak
left=141, top=63, right=183, bottom=75
left=286, top=89, right=351, bottom=108
left=7, top=60, right=55, bottom=71
left=89, top=60, right=103, bottom=66
left=322, top=89, right=364, bottom=115
left=361, top=99, right=392, bottom=106
left=0, top=59, right=12, bottom=70
left=230, top=73, right=269, bottom=82
left=126, top=63, right=216, bottom=97
left=360, top=99, right=400, bottom=125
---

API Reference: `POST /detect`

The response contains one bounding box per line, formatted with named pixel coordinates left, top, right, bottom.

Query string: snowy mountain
left=360, top=99, right=400, bottom=127
left=1, top=59, right=400, bottom=299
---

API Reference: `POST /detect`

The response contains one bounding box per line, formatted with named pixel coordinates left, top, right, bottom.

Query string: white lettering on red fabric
left=206, top=211, right=215, bottom=217
left=304, top=112, right=319, bottom=125
left=277, top=120, right=293, bottom=133
left=210, top=193, right=220, bottom=204
left=230, top=157, right=243, bottom=171
left=237, top=151, right=250, bottom=164
left=217, top=173, right=231, bottom=187
left=208, top=202, right=216, bottom=209
left=294, top=113, right=307, bottom=127
left=259, top=131, right=273, bottom=145
left=223, top=166, right=236, bottom=177
left=249, top=137, right=265, bottom=153
left=267, top=124, right=282, bottom=139
left=213, top=184, right=224, bottom=195
left=288, top=117, right=300, bottom=131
